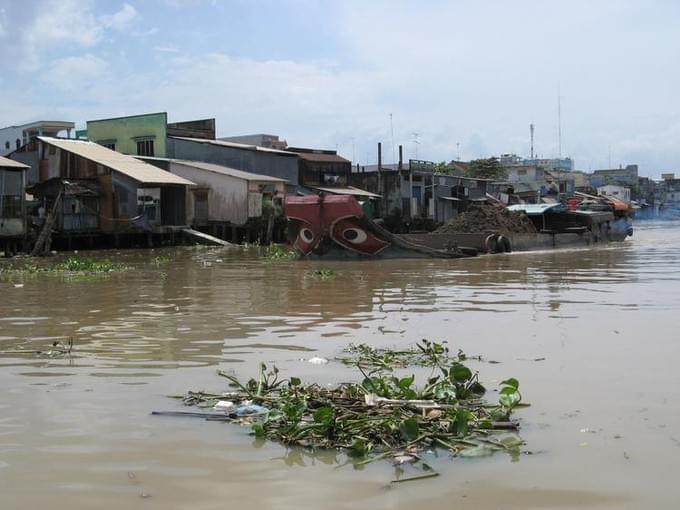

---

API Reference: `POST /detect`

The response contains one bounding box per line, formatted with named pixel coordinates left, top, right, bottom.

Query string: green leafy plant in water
left=340, top=340, right=465, bottom=369
left=174, top=341, right=528, bottom=471
left=263, top=245, right=298, bottom=260
left=308, top=268, right=336, bottom=281
left=1, top=257, right=127, bottom=276
left=152, top=255, right=171, bottom=267
left=497, top=377, right=522, bottom=419
left=57, top=258, right=126, bottom=273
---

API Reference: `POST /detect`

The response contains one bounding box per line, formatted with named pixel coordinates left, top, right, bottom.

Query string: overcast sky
left=1, top=0, right=679, bottom=176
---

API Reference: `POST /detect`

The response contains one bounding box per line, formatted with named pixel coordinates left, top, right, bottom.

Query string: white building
left=597, top=184, right=631, bottom=203
left=1, top=121, right=75, bottom=156
left=137, top=157, right=287, bottom=226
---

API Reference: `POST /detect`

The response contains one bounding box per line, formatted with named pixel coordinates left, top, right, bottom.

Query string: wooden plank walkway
left=181, top=228, right=234, bottom=247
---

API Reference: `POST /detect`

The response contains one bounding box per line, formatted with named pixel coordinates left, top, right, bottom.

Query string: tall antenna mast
left=389, top=113, right=396, bottom=165
left=557, top=86, right=562, bottom=159
left=530, top=123, right=535, bottom=160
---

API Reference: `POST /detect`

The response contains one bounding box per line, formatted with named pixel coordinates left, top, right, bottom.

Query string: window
left=136, top=140, right=154, bottom=156
left=4, top=141, right=9, bottom=150
left=103, top=143, right=115, bottom=151
left=15, top=139, right=20, bottom=149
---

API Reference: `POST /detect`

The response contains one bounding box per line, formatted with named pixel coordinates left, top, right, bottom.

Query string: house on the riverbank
left=16, top=137, right=194, bottom=249
left=285, top=147, right=351, bottom=188
left=167, top=136, right=300, bottom=189
left=138, top=156, right=287, bottom=242
left=350, top=165, right=490, bottom=225
left=1, top=120, right=75, bottom=158
left=0, top=156, right=29, bottom=255
left=85, top=112, right=216, bottom=158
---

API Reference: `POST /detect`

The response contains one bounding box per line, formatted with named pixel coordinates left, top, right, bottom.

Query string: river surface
left=1, top=222, right=680, bottom=509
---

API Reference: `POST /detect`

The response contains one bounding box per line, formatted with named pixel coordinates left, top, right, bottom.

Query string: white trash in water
left=308, top=357, right=329, bottom=365
left=213, top=401, right=235, bottom=412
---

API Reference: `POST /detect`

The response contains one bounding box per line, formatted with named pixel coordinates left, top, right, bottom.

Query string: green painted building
left=86, top=112, right=168, bottom=158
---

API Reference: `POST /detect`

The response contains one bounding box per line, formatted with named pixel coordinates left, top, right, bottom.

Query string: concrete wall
left=168, top=162, right=250, bottom=225
left=168, top=138, right=298, bottom=183
left=0, top=127, right=23, bottom=157
left=87, top=113, right=167, bottom=157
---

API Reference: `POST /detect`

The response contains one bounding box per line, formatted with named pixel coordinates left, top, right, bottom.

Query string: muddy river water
left=1, top=222, right=680, bottom=509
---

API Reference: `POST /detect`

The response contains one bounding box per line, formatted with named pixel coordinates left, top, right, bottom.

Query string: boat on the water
left=284, top=193, right=633, bottom=259
left=284, top=193, right=475, bottom=258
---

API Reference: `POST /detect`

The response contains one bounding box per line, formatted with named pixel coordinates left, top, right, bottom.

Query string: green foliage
left=307, top=268, right=337, bottom=281
left=497, top=377, right=522, bottom=419
left=467, top=157, right=507, bottom=180
left=179, top=341, right=527, bottom=469
left=262, top=245, right=298, bottom=260
left=399, top=418, right=420, bottom=441
left=58, top=258, right=126, bottom=273
left=152, top=255, right=171, bottom=267
left=433, top=161, right=452, bottom=175
left=0, top=257, right=127, bottom=277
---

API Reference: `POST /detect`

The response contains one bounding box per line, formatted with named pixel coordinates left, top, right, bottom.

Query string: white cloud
left=43, top=54, right=111, bottom=91
left=8, top=1, right=140, bottom=71
left=25, top=0, right=102, bottom=47
left=2, top=1, right=680, bottom=173
left=17, top=0, right=101, bottom=71
left=0, top=8, right=7, bottom=38
left=153, top=45, right=180, bottom=53
left=162, top=0, right=212, bottom=8
left=100, top=3, right=138, bottom=31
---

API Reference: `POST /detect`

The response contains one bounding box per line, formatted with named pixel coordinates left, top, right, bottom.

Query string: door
left=193, top=189, right=208, bottom=225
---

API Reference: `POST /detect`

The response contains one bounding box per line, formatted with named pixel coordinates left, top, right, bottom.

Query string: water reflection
left=1, top=225, right=677, bottom=370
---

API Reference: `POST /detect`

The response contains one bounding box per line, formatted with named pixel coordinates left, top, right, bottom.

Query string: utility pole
left=557, top=87, right=562, bottom=159
left=389, top=113, right=396, bottom=165
left=530, top=123, right=535, bottom=160
left=456, top=142, right=460, bottom=161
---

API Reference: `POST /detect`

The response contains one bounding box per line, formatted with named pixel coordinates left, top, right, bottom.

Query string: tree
left=433, top=161, right=451, bottom=174
left=467, top=157, right=507, bottom=180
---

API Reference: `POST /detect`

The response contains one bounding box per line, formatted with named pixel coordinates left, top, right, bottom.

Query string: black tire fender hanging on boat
left=497, top=235, right=512, bottom=253
left=485, top=234, right=498, bottom=254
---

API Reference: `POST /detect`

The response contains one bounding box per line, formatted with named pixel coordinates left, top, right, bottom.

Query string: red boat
left=284, top=193, right=474, bottom=258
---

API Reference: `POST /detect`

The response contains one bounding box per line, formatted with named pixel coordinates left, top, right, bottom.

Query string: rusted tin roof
left=38, top=137, right=194, bottom=186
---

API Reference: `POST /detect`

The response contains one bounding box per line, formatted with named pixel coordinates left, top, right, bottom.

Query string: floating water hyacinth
left=155, top=340, right=528, bottom=481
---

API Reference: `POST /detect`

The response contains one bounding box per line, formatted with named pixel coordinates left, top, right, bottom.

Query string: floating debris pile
left=156, top=341, right=527, bottom=476
left=435, top=204, right=536, bottom=234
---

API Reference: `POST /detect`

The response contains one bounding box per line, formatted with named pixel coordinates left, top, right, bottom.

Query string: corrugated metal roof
left=137, top=157, right=287, bottom=183
left=507, top=203, right=563, bottom=215
left=286, top=148, right=350, bottom=163
left=175, top=160, right=288, bottom=182
left=38, top=137, right=194, bottom=186
left=0, top=155, right=29, bottom=169
left=314, top=186, right=381, bottom=198
left=170, top=136, right=297, bottom=156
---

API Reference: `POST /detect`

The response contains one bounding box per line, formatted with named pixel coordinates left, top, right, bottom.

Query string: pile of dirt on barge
left=434, top=204, right=536, bottom=235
